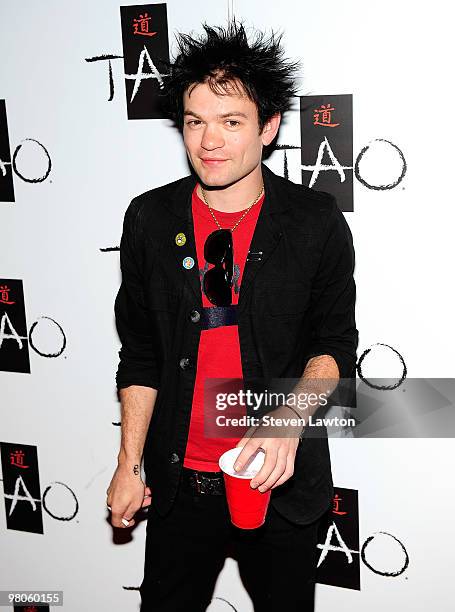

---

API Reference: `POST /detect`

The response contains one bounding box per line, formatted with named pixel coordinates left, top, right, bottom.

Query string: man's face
left=182, top=80, right=277, bottom=188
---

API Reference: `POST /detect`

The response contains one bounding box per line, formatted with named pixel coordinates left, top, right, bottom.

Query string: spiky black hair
left=158, top=19, right=301, bottom=133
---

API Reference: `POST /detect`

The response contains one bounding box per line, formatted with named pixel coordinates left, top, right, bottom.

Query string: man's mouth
left=200, top=158, right=228, bottom=166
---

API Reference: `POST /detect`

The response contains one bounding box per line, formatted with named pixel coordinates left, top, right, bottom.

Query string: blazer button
left=179, top=357, right=191, bottom=370
left=169, top=452, right=180, bottom=463
left=189, top=309, right=201, bottom=323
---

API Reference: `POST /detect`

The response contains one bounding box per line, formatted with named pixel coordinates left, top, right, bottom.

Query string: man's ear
left=260, top=113, right=281, bottom=146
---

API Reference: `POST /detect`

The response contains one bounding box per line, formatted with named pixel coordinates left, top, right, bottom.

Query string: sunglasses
left=203, top=229, right=234, bottom=306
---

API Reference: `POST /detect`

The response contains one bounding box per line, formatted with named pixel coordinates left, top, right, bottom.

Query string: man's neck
left=197, top=165, right=264, bottom=213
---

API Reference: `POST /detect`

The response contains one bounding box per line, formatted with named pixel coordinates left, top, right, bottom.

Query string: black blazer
left=114, top=162, right=358, bottom=525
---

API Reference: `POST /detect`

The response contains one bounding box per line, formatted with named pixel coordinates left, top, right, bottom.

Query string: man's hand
left=106, top=463, right=152, bottom=528
left=234, top=405, right=303, bottom=493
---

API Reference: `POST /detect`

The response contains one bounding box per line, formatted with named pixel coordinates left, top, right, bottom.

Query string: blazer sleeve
left=302, top=195, right=359, bottom=379
left=114, top=197, right=161, bottom=391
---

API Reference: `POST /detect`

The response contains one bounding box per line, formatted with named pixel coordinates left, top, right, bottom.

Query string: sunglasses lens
left=203, top=268, right=232, bottom=306
left=203, top=230, right=234, bottom=306
left=204, top=229, right=232, bottom=263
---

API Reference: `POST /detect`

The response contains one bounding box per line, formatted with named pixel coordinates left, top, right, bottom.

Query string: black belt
left=201, top=305, right=238, bottom=330
left=182, top=467, right=225, bottom=495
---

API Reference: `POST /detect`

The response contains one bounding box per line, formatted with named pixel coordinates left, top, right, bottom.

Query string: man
left=106, top=20, right=358, bottom=612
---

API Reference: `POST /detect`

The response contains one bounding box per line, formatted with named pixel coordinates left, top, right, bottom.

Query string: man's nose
left=200, top=124, right=225, bottom=150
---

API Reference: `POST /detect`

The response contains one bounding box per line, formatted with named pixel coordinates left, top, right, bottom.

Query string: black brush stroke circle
left=355, top=138, right=406, bottom=190
left=12, top=138, right=52, bottom=183
left=357, top=343, right=407, bottom=389
left=42, top=481, right=79, bottom=521
left=29, top=316, right=66, bottom=358
left=361, top=531, right=409, bottom=577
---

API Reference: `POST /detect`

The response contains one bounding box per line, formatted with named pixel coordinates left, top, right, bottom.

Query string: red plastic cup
left=218, top=447, right=271, bottom=529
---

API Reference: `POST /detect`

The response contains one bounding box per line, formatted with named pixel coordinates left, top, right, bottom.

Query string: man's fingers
left=142, top=495, right=152, bottom=508
left=249, top=446, right=278, bottom=488
left=110, top=510, right=123, bottom=527
left=233, top=440, right=263, bottom=471
left=252, top=446, right=286, bottom=490
left=112, top=513, right=135, bottom=528
left=142, top=485, right=152, bottom=507
left=270, top=452, right=295, bottom=490
left=120, top=505, right=137, bottom=528
left=110, top=504, right=137, bottom=528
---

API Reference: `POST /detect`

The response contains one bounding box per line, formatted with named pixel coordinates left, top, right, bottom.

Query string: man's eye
left=226, top=120, right=240, bottom=127
left=187, top=120, right=201, bottom=126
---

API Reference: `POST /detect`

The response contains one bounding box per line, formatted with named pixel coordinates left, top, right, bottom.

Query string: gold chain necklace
left=200, top=183, right=264, bottom=232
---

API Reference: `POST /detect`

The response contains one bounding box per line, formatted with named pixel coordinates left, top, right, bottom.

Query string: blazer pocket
left=147, top=288, right=179, bottom=313
left=258, top=283, right=310, bottom=317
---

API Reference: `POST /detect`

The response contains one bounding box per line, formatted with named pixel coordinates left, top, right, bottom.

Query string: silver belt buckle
left=190, top=470, right=224, bottom=495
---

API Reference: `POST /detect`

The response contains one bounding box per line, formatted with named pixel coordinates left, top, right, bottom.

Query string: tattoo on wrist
left=133, top=464, right=140, bottom=476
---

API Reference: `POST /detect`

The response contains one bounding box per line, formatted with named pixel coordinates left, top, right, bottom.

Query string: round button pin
left=175, top=232, right=186, bottom=246
left=183, top=256, right=195, bottom=269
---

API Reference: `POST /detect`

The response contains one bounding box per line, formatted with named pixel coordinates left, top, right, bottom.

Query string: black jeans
left=139, top=468, right=326, bottom=612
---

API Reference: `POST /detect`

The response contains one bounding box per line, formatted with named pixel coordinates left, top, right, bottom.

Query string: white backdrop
left=1, top=1, right=454, bottom=610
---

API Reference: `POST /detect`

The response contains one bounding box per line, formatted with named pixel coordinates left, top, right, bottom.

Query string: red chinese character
left=24, top=606, right=38, bottom=612
left=313, top=103, right=340, bottom=127
left=10, top=449, right=29, bottom=469
left=332, top=493, right=347, bottom=515
left=133, top=13, right=157, bottom=37
left=0, top=284, right=15, bottom=304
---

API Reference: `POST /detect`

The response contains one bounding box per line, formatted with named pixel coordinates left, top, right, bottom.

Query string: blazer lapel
left=238, top=212, right=282, bottom=311
left=238, top=162, right=291, bottom=310
left=168, top=187, right=203, bottom=307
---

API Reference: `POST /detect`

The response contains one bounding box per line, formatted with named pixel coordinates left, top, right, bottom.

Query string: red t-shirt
left=183, top=183, right=264, bottom=471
